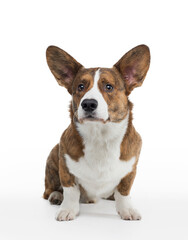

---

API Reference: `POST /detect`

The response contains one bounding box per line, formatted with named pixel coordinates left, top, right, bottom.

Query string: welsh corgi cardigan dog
left=43, top=45, right=150, bottom=221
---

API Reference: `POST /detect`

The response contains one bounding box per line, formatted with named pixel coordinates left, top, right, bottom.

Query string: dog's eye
left=105, top=84, right=113, bottom=92
left=78, top=84, right=85, bottom=92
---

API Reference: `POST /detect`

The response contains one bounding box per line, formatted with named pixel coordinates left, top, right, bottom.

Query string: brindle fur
left=43, top=45, right=150, bottom=204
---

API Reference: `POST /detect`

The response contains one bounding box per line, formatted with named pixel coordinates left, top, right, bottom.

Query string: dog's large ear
left=46, top=46, right=83, bottom=94
left=114, top=45, right=150, bottom=95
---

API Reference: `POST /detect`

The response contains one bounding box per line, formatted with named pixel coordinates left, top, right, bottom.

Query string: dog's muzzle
left=80, top=99, right=98, bottom=120
left=78, top=98, right=108, bottom=123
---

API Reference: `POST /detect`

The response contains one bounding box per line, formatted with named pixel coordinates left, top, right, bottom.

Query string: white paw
left=55, top=208, right=78, bottom=221
left=118, top=208, right=141, bottom=220
left=55, top=186, right=80, bottom=221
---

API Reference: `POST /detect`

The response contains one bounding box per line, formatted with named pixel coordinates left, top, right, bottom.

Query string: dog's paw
left=118, top=208, right=141, bottom=221
left=115, top=191, right=141, bottom=221
left=55, top=208, right=79, bottom=221
left=49, top=191, right=63, bottom=205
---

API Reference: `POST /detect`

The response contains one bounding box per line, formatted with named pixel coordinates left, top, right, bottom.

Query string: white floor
left=1, top=193, right=188, bottom=240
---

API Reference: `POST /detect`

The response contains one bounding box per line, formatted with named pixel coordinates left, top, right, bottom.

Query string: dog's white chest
left=65, top=116, right=135, bottom=199
left=65, top=150, right=135, bottom=199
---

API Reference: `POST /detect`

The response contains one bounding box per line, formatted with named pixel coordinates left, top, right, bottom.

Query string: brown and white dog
left=43, top=45, right=150, bottom=221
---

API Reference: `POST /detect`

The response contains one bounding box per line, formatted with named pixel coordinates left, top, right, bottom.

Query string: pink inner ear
left=60, top=66, right=74, bottom=83
left=123, top=66, right=137, bottom=85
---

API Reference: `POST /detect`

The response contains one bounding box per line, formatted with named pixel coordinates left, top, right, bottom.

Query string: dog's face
left=46, top=45, right=150, bottom=123
left=72, top=67, right=128, bottom=123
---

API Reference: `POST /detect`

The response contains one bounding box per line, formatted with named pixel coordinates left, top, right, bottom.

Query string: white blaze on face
left=77, top=69, right=109, bottom=121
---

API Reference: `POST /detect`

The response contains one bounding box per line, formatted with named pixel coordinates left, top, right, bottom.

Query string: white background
left=0, top=0, right=188, bottom=239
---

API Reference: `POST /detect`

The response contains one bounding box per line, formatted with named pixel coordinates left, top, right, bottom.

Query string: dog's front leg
left=55, top=185, right=80, bottom=221
left=56, top=155, right=80, bottom=221
left=115, top=171, right=141, bottom=220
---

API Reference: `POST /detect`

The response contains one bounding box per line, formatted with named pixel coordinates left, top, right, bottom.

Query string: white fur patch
left=56, top=186, right=80, bottom=221
left=114, top=190, right=141, bottom=220
left=77, top=69, right=109, bottom=121
left=65, top=113, right=135, bottom=200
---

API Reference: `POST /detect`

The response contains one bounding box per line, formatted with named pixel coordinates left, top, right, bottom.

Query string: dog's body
left=43, top=45, right=150, bottom=221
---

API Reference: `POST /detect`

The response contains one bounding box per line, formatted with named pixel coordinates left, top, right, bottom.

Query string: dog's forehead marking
left=82, top=68, right=101, bottom=99
left=94, top=68, right=101, bottom=86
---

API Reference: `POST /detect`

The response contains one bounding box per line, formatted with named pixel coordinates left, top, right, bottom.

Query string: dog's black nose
left=81, top=99, right=98, bottom=112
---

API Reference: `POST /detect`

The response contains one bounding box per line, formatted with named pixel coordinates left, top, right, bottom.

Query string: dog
left=43, top=44, right=150, bottom=221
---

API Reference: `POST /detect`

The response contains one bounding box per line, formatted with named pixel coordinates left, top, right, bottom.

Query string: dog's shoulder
left=120, top=122, right=142, bottom=161
left=60, top=124, right=84, bottom=161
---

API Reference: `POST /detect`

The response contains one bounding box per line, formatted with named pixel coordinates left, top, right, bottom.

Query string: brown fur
left=43, top=144, right=61, bottom=199
left=117, top=171, right=137, bottom=196
left=46, top=46, right=83, bottom=94
left=118, top=116, right=142, bottom=195
left=43, top=45, right=150, bottom=202
left=98, top=68, right=128, bottom=122
left=114, top=45, right=150, bottom=95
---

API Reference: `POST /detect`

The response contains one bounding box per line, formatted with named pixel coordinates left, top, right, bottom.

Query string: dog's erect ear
left=114, top=45, right=150, bottom=95
left=46, top=46, right=83, bottom=94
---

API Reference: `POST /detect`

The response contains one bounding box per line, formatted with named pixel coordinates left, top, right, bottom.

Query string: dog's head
left=46, top=45, right=150, bottom=123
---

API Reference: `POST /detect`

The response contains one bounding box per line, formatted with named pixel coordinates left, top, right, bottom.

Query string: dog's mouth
left=79, top=114, right=110, bottom=124
left=83, top=113, right=96, bottom=120
left=81, top=115, right=100, bottom=122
